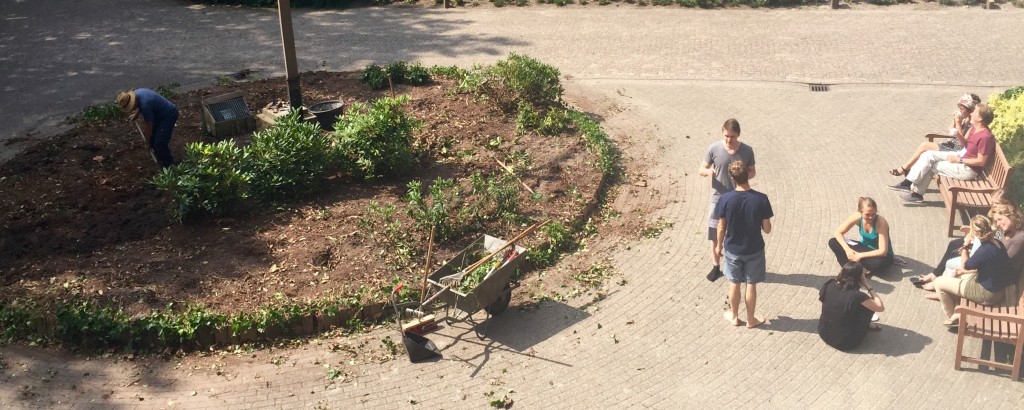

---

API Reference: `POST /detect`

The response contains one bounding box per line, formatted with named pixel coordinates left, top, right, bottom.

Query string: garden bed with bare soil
left=0, top=69, right=606, bottom=334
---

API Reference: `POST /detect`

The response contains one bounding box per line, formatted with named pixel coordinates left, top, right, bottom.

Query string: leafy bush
left=528, top=221, right=575, bottom=266
left=360, top=202, right=417, bottom=269
left=56, top=302, right=131, bottom=350
left=72, top=103, right=125, bottom=124
left=476, top=53, right=564, bottom=113
left=405, top=178, right=475, bottom=242
left=151, top=140, right=250, bottom=221
left=362, top=62, right=432, bottom=90
left=243, top=111, right=333, bottom=200
left=361, top=64, right=388, bottom=90
left=332, top=95, right=422, bottom=179
left=189, top=0, right=359, bottom=7
left=989, top=88, right=1024, bottom=204
left=384, top=61, right=409, bottom=83
left=405, top=63, right=431, bottom=85
left=469, top=172, right=521, bottom=223
left=566, top=109, right=619, bottom=175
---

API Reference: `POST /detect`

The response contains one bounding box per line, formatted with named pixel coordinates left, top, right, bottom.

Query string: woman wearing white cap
left=116, top=88, right=179, bottom=168
left=888, top=93, right=981, bottom=177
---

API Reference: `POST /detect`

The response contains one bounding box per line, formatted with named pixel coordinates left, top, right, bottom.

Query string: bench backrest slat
left=986, top=143, right=1013, bottom=187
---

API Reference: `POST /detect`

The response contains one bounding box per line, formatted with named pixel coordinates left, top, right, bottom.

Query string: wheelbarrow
left=423, top=234, right=528, bottom=338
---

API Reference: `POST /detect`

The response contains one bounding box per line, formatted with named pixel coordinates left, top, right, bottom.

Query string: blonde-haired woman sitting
left=933, top=215, right=1016, bottom=327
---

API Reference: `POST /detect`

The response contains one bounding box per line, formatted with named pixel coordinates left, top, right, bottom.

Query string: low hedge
left=990, top=86, right=1024, bottom=205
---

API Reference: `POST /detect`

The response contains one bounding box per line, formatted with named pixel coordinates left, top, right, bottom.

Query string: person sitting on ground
left=889, top=93, right=981, bottom=177
left=909, top=190, right=1018, bottom=291
left=827, top=197, right=894, bottom=276
left=818, top=261, right=885, bottom=351
left=933, top=215, right=1016, bottom=327
left=887, top=104, right=996, bottom=204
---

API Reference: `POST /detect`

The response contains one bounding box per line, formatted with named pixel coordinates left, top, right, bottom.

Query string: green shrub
left=566, top=110, right=619, bottom=175
left=151, top=140, right=250, bottom=221
left=989, top=88, right=1024, bottom=204
left=362, top=62, right=431, bottom=89
left=384, top=61, right=409, bottom=83
left=538, top=108, right=570, bottom=135
left=243, top=111, right=332, bottom=200
left=72, top=103, right=125, bottom=124
left=405, top=178, right=475, bottom=242
left=476, top=52, right=564, bottom=112
left=332, top=95, right=422, bottom=179
left=56, top=302, right=131, bottom=350
left=516, top=101, right=541, bottom=135
left=405, top=63, right=431, bottom=85
left=189, top=0, right=358, bottom=7
left=361, top=64, right=388, bottom=90
left=528, top=221, right=575, bottom=266
left=469, top=172, right=521, bottom=223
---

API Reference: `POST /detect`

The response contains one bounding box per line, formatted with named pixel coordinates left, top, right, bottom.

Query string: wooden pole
left=277, top=0, right=302, bottom=109
left=419, top=226, right=436, bottom=304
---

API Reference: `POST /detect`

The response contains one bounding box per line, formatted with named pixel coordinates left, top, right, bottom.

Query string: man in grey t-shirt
left=698, top=118, right=756, bottom=281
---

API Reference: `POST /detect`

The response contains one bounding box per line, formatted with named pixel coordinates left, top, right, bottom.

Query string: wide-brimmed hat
left=116, top=91, right=137, bottom=113
left=957, top=93, right=976, bottom=110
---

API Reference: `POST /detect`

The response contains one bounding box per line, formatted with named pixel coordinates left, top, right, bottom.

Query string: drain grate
left=809, top=83, right=831, bottom=92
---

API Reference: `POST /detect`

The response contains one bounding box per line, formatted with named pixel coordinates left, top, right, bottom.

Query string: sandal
left=889, top=166, right=907, bottom=177
left=909, top=276, right=926, bottom=288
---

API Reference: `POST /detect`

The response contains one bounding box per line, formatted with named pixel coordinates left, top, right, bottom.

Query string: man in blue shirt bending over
left=117, top=89, right=179, bottom=168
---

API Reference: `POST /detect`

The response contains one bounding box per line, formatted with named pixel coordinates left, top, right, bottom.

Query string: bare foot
left=746, top=317, right=766, bottom=329
left=924, top=293, right=939, bottom=301
left=723, top=311, right=741, bottom=326
left=922, top=283, right=935, bottom=292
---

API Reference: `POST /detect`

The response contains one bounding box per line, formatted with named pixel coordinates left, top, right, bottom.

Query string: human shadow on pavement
left=767, top=272, right=896, bottom=294
left=766, top=316, right=931, bottom=356
left=430, top=299, right=584, bottom=377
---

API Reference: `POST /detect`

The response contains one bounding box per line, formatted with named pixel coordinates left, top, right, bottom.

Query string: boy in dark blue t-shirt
left=714, top=160, right=773, bottom=329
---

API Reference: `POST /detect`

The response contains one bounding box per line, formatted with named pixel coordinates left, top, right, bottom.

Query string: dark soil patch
left=0, top=71, right=603, bottom=317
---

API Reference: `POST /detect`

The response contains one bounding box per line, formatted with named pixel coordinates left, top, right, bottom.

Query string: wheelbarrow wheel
left=485, top=285, right=512, bottom=316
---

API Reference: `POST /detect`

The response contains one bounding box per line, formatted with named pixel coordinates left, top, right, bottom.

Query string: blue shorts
left=722, top=248, right=766, bottom=284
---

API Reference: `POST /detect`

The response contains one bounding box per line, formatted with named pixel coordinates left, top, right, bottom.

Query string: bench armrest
left=955, top=305, right=1024, bottom=323
left=948, top=185, right=996, bottom=194
left=927, top=133, right=954, bottom=142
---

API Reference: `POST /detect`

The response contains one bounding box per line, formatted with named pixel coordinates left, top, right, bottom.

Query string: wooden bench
left=926, top=134, right=1014, bottom=237
left=953, top=269, right=1024, bottom=380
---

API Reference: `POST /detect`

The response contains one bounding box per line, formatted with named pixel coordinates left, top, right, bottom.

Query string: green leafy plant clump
left=989, top=87, right=1024, bottom=205
left=361, top=62, right=432, bottom=90
left=72, top=103, right=125, bottom=124
left=476, top=52, right=564, bottom=113
left=244, top=111, right=333, bottom=200
left=332, top=95, right=423, bottom=179
left=0, top=291, right=413, bottom=352
left=153, top=99, right=421, bottom=220
left=151, top=139, right=251, bottom=221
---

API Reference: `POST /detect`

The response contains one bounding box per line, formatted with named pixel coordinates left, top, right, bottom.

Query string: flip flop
left=909, top=276, right=926, bottom=288
left=889, top=166, right=907, bottom=177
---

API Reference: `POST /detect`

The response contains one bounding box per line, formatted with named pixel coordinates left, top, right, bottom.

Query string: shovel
left=134, top=121, right=158, bottom=165
left=391, top=284, right=442, bottom=363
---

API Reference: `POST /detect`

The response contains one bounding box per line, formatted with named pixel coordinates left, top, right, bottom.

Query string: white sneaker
left=871, top=313, right=880, bottom=322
